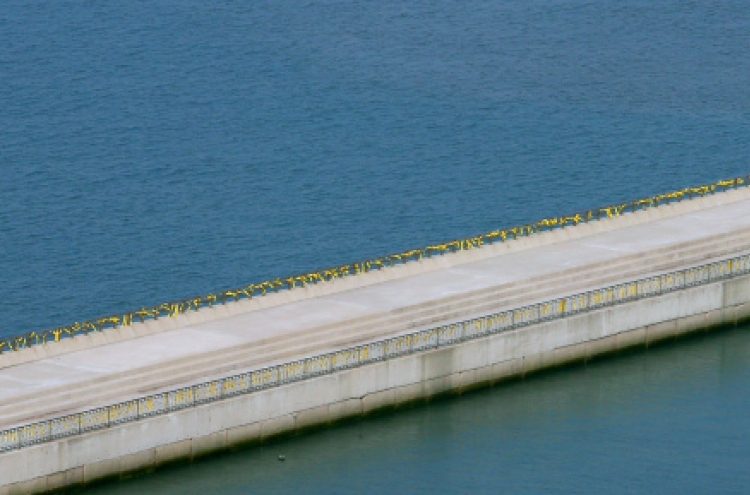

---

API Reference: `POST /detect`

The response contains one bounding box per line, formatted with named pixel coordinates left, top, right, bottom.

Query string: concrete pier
left=2, top=185, right=750, bottom=493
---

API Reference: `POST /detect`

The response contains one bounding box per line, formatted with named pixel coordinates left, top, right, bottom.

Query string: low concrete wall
left=4, top=186, right=750, bottom=372
left=2, top=274, right=750, bottom=494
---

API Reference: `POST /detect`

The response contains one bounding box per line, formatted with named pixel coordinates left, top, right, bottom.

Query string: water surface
left=76, top=326, right=750, bottom=494
left=2, top=0, right=749, bottom=492
left=2, top=0, right=749, bottom=336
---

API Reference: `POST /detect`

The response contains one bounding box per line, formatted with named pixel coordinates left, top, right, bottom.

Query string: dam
left=2, top=176, right=750, bottom=493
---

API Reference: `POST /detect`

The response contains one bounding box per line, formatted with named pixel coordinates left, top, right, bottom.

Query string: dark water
left=2, top=0, right=750, bottom=492
left=75, top=326, right=750, bottom=495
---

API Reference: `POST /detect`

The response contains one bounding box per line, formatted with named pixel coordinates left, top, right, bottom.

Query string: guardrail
left=1, top=175, right=748, bottom=355
left=2, top=251, right=750, bottom=452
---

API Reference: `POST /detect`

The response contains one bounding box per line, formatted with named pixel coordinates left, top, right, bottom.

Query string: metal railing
left=1, top=175, right=747, bottom=355
left=2, top=252, right=750, bottom=452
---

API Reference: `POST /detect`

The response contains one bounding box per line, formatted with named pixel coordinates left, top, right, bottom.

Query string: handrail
left=2, top=251, right=750, bottom=452
left=1, top=174, right=747, bottom=355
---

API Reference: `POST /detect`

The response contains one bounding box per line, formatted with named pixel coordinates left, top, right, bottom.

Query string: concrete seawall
left=4, top=185, right=750, bottom=371
left=3, top=183, right=750, bottom=493
left=2, top=269, right=750, bottom=493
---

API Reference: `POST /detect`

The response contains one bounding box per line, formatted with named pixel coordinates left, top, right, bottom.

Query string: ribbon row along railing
left=1, top=174, right=747, bottom=355
left=2, top=251, right=750, bottom=452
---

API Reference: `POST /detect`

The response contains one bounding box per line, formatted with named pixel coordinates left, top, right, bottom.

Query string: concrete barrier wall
left=3, top=274, right=750, bottom=494
left=4, top=186, right=750, bottom=372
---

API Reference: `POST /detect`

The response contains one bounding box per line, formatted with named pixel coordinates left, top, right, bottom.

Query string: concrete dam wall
left=2, top=178, right=750, bottom=493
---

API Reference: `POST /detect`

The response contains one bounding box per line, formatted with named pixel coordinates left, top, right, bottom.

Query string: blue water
left=2, top=0, right=749, bottom=337
left=2, top=0, right=750, bottom=491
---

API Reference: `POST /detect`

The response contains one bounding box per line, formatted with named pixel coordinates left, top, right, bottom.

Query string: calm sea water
left=2, top=0, right=750, bottom=492
left=70, top=326, right=750, bottom=495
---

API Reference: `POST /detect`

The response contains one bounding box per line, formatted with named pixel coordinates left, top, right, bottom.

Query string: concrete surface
left=2, top=187, right=750, bottom=492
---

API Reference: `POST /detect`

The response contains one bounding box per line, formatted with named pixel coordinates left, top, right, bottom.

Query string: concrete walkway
left=2, top=188, right=750, bottom=429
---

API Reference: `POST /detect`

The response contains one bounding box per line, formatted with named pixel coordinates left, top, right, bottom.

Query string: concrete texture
left=2, top=274, right=750, bottom=494
left=3, top=190, right=750, bottom=428
left=2, top=187, right=750, bottom=492
left=3, top=187, right=750, bottom=372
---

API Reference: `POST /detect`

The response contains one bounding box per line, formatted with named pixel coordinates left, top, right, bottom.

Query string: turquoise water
left=3, top=0, right=750, bottom=492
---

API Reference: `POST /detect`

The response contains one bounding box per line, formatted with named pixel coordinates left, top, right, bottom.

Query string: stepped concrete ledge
left=3, top=186, right=750, bottom=493
left=3, top=185, right=750, bottom=371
